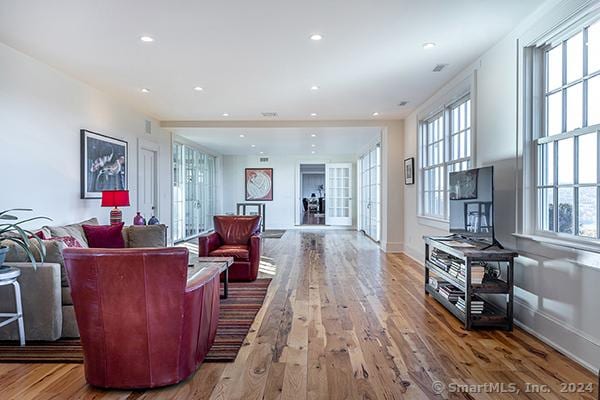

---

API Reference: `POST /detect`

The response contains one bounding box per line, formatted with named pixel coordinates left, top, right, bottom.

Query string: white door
left=139, top=148, right=157, bottom=220
left=325, top=163, right=353, bottom=226
left=359, top=144, right=381, bottom=241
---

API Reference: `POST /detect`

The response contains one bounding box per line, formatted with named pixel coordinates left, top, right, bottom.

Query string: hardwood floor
left=1, top=230, right=597, bottom=399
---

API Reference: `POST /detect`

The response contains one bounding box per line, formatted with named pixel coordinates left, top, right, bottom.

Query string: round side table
left=0, top=266, right=25, bottom=346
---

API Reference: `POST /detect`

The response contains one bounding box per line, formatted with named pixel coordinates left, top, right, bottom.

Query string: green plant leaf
left=0, top=214, right=18, bottom=220
left=0, top=209, right=32, bottom=218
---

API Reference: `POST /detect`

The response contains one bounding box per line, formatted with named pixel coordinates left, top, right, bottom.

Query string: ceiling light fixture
left=193, top=86, right=204, bottom=91
left=140, top=88, right=150, bottom=93
left=311, top=85, right=320, bottom=91
left=311, top=144, right=316, bottom=147
left=422, top=42, right=436, bottom=49
left=140, top=36, right=155, bottom=43
left=310, top=113, right=318, bottom=117
left=251, top=144, right=256, bottom=147
left=311, top=134, right=317, bottom=137
left=260, top=151, right=264, bottom=154
left=239, top=134, right=245, bottom=138
left=372, top=112, right=380, bottom=117
left=311, top=151, right=316, bottom=154
left=310, top=34, right=323, bottom=41
left=223, top=113, right=230, bottom=117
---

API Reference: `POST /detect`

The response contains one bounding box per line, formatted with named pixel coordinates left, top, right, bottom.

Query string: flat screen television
left=448, top=166, right=494, bottom=243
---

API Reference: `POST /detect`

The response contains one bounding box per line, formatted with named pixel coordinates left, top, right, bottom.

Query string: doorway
left=299, top=164, right=326, bottom=225
left=138, top=140, right=159, bottom=224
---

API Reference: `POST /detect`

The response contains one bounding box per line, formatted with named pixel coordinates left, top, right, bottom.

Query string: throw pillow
left=82, top=223, right=126, bottom=248
left=48, top=236, right=83, bottom=248
left=45, top=217, right=99, bottom=248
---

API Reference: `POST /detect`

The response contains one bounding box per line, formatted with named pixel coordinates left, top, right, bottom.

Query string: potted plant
left=0, top=209, right=51, bottom=269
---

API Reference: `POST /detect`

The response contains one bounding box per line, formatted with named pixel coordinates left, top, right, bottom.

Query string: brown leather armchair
left=63, top=247, right=220, bottom=389
left=199, top=215, right=262, bottom=282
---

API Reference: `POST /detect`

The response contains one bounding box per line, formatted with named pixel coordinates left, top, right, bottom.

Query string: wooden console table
left=236, top=202, right=266, bottom=232
left=424, top=236, right=517, bottom=330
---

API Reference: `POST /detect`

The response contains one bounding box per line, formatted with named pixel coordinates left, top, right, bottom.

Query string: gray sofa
left=0, top=218, right=167, bottom=340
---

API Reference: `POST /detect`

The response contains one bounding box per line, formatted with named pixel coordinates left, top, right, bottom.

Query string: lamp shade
left=101, top=190, right=130, bottom=207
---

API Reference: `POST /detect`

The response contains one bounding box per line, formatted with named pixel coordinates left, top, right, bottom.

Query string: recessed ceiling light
left=310, top=34, right=323, bottom=41
left=193, top=86, right=204, bottom=91
left=311, top=134, right=317, bottom=137
left=311, top=151, right=316, bottom=154
left=140, top=88, right=150, bottom=93
left=310, top=113, right=318, bottom=117
left=140, top=36, right=154, bottom=43
left=422, top=42, right=436, bottom=49
left=372, top=112, right=380, bottom=117
left=222, top=113, right=230, bottom=117
left=311, top=85, right=320, bottom=91
left=260, top=151, right=264, bottom=154
left=251, top=144, right=256, bottom=147
left=311, top=144, right=316, bottom=147
left=239, top=134, right=245, bottom=138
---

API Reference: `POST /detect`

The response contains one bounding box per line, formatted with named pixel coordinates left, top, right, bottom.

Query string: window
left=420, top=96, right=472, bottom=220
left=535, top=18, right=600, bottom=240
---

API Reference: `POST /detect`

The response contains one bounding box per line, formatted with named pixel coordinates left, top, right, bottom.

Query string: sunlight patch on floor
left=259, top=257, right=277, bottom=276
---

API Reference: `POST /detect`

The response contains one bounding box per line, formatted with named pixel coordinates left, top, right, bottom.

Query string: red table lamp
left=101, top=190, right=130, bottom=225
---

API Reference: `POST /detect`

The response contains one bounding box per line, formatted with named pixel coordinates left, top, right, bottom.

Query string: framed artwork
left=245, top=168, right=273, bottom=201
left=404, top=158, right=415, bottom=185
left=81, top=129, right=128, bottom=199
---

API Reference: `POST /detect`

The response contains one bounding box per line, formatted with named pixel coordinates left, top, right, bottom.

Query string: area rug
left=0, top=279, right=271, bottom=363
left=262, top=229, right=286, bottom=239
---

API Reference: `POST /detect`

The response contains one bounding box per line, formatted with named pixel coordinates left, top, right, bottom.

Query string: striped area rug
left=0, top=279, right=271, bottom=363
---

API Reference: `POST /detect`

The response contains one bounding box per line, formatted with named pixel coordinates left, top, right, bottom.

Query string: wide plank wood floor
left=0, top=230, right=596, bottom=399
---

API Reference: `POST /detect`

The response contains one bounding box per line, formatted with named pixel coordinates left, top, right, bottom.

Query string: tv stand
left=423, top=235, right=517, bottom=330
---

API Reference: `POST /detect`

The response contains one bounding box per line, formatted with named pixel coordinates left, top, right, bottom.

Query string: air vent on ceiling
left=261, top=112, right=278, bottom=117
left=397, top=101, right=409, bottom=107
left=145, top=120, right=152, bottom=134
left=259, top=157, right=270, bottom=163
left=432, top=64, right=449, bottom=72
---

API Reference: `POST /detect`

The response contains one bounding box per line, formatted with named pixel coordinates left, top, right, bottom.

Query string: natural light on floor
left=259, top=256, right=277, bottom=276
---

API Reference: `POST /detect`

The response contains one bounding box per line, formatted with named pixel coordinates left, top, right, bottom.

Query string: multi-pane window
left=536, top=19, right=600, bottom=240
left=420, top=97, right=472, bottom=220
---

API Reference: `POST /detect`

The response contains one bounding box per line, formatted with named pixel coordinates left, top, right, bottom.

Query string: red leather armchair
left=199, top=215, right=262, bottom=282
left=63, top=247, right=220, bottom=389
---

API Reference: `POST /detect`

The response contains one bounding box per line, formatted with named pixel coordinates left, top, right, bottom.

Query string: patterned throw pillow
left=48, top=236, right=83, bottom=248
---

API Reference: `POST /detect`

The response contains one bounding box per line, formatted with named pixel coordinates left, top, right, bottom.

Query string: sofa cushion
left=83, top=223, right=125, bottom=248
left=125, top=224, right=167, bottom=248
left=45, top=217, right=99, bottom=248
left=209, top=245, right=250, bottom=261
left=2, top=239, right=70, bottom=286
left=61, top=286, right=73, bottom=306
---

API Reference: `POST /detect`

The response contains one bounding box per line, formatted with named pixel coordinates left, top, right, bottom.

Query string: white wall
left=222, top=155, right=357, bottom=229
left=402, top=0, right=600, bottom=372
left=0, top=42, right=172, bottom=229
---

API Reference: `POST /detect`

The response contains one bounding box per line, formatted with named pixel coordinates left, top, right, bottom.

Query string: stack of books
left=456, top=297, right=485, bottom=314
left=448, top=261, right=462, bottom=278
left=430, top=248, right=457, bottom=272
left=471, top=264, right=486, bottom=284
left=438, top=284, right=464, bottom=303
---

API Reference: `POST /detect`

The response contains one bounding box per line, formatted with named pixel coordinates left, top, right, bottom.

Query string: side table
left=0, top=266, right=25, bottom=345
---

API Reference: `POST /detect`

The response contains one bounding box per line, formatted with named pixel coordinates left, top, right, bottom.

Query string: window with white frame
left=420, top=96, right=472, bottom=220
left=535, top=18, right=600, bottom=240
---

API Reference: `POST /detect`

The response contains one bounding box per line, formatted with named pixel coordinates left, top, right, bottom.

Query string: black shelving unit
left=424, top=236, right=517, bottom=330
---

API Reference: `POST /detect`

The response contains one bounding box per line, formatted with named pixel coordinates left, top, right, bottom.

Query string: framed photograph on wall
left=404, top=157, right=415, bottom=185
left=81, top=129, right=128, bottom=199
left=245, top=168, right=273, bottom=201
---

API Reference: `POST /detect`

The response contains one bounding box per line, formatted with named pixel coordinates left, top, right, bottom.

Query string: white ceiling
left=175, top=127, right=381, bottom=156
left=0, top=0, right=544, bottom=121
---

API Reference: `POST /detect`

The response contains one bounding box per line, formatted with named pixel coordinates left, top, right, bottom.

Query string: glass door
left=325, top=163, right=353, bottom=226
left=359, top=144, right=381, bottom=241
left=172, top=143, right=217, bottom=242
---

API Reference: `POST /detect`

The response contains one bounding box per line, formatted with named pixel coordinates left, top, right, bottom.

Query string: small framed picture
left=81, top=130, right=128, bottom=199
left=404, top=157, right=415, bottom=185
left=245, top=168, right=274, bottom=201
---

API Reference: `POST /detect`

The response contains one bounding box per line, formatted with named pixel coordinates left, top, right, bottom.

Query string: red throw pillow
left=82, top=223, right=125, bottom=248
left=49, top=236, right=83, bottom=248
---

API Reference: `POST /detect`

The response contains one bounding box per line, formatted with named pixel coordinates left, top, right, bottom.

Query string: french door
left=172, top=143, right=216, bottom=242
left=325, top=163, right=353, bottom=226
left=359, top=144, right=381, bottom=241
